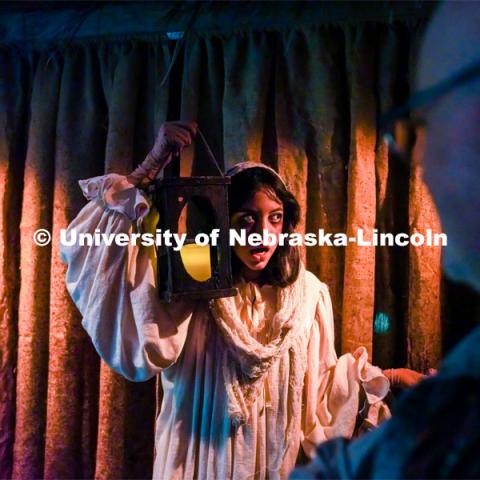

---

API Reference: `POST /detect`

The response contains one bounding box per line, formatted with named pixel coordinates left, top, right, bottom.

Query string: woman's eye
left=270, top=213, right=283, bottom=224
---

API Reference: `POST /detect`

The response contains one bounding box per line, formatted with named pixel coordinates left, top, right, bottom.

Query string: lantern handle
left=134, top=126, right=224, bottom=188
left=196, top=128, right=224, bottom=177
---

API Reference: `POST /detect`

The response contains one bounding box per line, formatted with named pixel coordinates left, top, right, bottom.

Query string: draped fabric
left=1, top=7, right=478, bottom=479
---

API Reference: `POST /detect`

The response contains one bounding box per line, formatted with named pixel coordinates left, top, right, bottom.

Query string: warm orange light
left=180, top=243, right=211, bottom=282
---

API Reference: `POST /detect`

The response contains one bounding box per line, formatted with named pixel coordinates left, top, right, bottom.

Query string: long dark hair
left=229, top=167, right=301, bottom=287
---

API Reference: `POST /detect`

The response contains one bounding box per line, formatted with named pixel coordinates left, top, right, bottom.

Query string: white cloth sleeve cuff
left=78, top=173, right=151, bottom=222
left=351, top=347, right=390, bottom=404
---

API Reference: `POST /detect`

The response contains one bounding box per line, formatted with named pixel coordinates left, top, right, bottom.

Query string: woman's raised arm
left=60, top=121, right=197, bottom=381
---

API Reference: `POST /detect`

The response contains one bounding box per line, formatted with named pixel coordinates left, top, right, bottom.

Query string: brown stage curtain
left=1, top=21, right=473, bottom=480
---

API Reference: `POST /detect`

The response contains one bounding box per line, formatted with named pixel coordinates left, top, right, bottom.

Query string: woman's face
left=230, top=187, right=284, bottom=280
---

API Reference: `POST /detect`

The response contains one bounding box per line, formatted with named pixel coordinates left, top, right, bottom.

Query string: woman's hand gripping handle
left=127, top=121, right=198, bottom=187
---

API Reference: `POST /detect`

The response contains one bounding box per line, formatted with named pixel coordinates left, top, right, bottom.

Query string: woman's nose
left=253, top=216, right=270, bottom=235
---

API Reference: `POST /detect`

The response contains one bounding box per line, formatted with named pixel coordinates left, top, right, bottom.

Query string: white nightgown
left=60, top=173, right=390, bottom=480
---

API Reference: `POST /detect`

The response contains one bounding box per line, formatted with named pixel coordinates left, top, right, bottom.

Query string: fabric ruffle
left=351, top=346, right=390, bottom=405
left=78, top=173, right=151, bottom=222
left=312, top=346, right=390, bottom=442
left=341, top=347, right=391, bottom=432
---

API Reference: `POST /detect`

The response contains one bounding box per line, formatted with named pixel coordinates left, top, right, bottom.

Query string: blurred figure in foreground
left=291, top=1, right=480, bottom=478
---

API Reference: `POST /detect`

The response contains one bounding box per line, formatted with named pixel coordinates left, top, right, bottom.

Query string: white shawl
left=210, top=262, right=310, bottom=447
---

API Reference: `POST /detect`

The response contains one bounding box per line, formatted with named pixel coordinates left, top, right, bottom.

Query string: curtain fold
left=373, top=26, right=404, bottom=368
left=0, top=49, right=29, bottom=480
left=1, top=20, right=459, bottom=479
left=406, top=31, right=442, bottom=372
left=14, top=52, right=60, bottom=480
left=342, top=24, right=378, bottom=358
left=44, top=46, right=105, bottom=480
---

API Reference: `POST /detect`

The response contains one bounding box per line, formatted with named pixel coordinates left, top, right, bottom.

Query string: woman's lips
left=250, top=246, right=269, bottom=262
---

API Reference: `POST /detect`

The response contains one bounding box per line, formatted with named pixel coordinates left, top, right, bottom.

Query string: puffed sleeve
left=301, top=282, right=391, bottom=458
left=60, top=173, right=194, bottom=382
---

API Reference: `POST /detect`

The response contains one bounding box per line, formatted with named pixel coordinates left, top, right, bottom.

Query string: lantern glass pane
left=177, top=197, right=216, bottom=282
left=180, top=243, right=212, bottom=281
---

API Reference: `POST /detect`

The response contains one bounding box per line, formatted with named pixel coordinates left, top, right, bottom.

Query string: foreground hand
left=384, top=368, right=434, bottom=389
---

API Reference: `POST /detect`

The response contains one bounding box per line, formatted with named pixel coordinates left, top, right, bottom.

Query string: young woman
left=61, top=122, right=422, bottom=479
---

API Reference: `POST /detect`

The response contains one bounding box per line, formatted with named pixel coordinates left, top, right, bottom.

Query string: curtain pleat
left=0, top=21, right=459, bottom=478
left=0, top=50, right=31, bottom=480
left=274, top=30, right=309, bottom=264
left=407, top=151, right=442, bottom=371
left=80, top=342, right=100, bottom=480
left=93, top=44, right=137, bottom=479
left=297, top=28, right=349, bottom=353
left=406, top=30, right=442, bottom=372
left=44, top=47, right=106, bottom=479
left=342, top=25, right=377, bottom=357
left=181, top=36, right=226, bottom=175
left=13, top=53, right=60, bottom=480
left=101, top=43, right=142, bottom=175
left=373, top=26, right=409, bottom=367
left=94, top=41, right=169, bottom=480
left=222, top=33, right=274, bottom=170
left=95, top=369, right=127, bottom=480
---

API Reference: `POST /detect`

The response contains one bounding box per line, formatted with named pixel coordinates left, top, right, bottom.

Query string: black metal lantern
left=148, top=134, right=237, bottom=302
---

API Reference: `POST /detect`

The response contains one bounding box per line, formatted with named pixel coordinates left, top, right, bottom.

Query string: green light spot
left=374, top=312, right=391, bottom=334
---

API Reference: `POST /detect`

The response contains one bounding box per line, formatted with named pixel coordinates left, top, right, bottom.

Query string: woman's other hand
left=384, top=367, right=437, bottom=389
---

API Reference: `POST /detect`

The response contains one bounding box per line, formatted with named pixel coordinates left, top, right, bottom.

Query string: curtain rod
left=0, top=1, right=436, bottom=47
